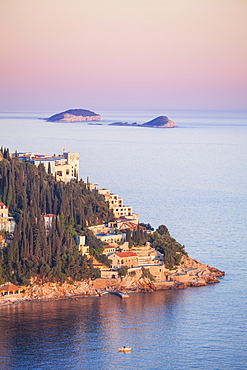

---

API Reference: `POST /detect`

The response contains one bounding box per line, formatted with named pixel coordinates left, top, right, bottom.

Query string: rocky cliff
left=47, top=109, right=101, bottom=123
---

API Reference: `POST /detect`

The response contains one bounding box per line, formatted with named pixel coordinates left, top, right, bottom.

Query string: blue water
left=0, top=110, right=247, bottom=369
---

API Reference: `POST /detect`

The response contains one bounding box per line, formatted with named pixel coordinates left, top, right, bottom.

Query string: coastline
left=0, top=257, right=224, bottom=307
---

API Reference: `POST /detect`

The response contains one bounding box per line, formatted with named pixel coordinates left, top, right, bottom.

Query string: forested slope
left=0, top=148, right=113, bottom=284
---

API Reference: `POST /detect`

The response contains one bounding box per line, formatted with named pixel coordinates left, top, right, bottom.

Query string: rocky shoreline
left=0, top=257, right=224, bottom=306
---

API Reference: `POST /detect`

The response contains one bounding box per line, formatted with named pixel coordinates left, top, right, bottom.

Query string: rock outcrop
left=170, top=255, right=225, bottom=287
left=47, top=109, right=101, bottom=123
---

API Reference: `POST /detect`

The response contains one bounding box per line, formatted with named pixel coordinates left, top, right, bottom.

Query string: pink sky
left=1, top=0, right=247, bottom=111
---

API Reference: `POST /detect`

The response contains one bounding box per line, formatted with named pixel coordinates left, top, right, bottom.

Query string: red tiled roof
left=0, top=284, right=20, bottom=292
left=0, top=202, right=7, bottom=208
left=119, top=222, right=145, bottom=231
left=115, top=251, right=137, bottom=258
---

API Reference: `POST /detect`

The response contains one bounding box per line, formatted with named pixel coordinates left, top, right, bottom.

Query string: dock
left=108, top=290, right=129, bottom=298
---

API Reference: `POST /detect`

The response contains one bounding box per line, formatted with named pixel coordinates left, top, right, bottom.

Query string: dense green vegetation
left=0, top=148, right=113, bottom=284
left=0, top=147, right=187, bottom=285
left=148, top=225, right=187, bottom=268
left=126, top=224, right=187, bottom=267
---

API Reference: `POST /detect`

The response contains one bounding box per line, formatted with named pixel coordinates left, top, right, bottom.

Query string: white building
left=97, top=188, right=135, bottom=219
left=0, top=203, right=15, bottom=233
left=76, top=235, right=89, bottom=256
left=14, top=149, right=79, bottom=183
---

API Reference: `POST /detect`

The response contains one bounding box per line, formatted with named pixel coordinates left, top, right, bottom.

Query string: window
left=56, top=171, right=62, bottom=176
left=66, top=169, right=70, bottom=175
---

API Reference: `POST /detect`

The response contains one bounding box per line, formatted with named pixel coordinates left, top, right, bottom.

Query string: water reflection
left=0, top=290, right=185, bottom=369
left=0, top=289, right=199, bottom=369
left=0, top=282, right=246, bottom=369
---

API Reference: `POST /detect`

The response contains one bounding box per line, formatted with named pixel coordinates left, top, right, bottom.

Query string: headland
left=0, top=147, right=224, bottom=307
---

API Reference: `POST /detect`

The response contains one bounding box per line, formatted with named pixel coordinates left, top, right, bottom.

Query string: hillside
left=0, top=147, right=224, bottom=291
left=0, top=149, right=112, bottom=284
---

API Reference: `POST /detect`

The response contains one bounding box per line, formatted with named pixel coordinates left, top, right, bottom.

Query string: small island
left=47, top=109, right=101, bottom=123
left=109, top=115, right=177, bottom=128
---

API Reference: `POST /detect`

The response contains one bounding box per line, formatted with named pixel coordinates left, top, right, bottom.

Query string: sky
left=1, top=0, right=247, bottom=111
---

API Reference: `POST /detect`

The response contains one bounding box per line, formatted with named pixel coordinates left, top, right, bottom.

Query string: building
left=97, top=188, right=135, bottom=219
left=14, top=149, right=79, bottom=183
left=0, top=284, right=27, bottom=296
left=85, top=184, right=139, bottom=228
left=43, top=214, right=55, bottom=232
left=102, top=244, right=118, bottom=255
left=0, top=203, right=15, bottom=233
left=108, top=251, right=138, bottom=269
left=91, top=257, right=108, bottom=270
left=87, top=224, right=109, bottom=235
left=95, top=233, right=123, bottom=244
left=108, top=214, right=139, bottom=229
left=131, top=242, right=163, bottom=266
left=76, top=236, right=89, bottom=256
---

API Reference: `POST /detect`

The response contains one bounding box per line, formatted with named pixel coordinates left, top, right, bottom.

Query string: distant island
left=47, top=109, right=101, bottom=123
left=110, top=116, right=178, bottom=128
left=46, top=110, right=177, bottom=127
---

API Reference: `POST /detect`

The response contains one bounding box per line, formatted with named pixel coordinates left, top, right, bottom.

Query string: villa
left=13, top=149, right=79, bottom=183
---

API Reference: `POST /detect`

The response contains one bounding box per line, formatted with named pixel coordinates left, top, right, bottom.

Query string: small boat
left=118, top=346, right=132, bottom=353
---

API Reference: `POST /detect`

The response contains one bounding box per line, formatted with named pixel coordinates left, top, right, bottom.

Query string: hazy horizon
left=1, top=0, right=247, bottom=111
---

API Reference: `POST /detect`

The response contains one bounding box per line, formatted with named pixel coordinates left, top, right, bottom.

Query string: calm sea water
left=0, top=110, right=247, bottom=369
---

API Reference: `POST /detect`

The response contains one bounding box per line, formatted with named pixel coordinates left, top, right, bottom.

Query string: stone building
left=108, top=251, right=138, bottom=269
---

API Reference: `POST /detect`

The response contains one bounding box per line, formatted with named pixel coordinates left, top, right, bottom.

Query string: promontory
left=47, top=109, right=101, bottom=123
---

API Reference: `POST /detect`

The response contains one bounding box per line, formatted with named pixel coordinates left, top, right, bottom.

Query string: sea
left=0, top=109, right=246, bottom=369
